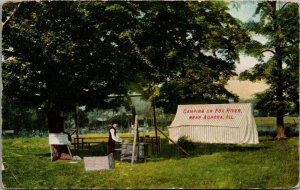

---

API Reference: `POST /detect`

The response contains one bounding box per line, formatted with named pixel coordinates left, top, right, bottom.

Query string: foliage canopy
left=2, top=1, right=251, bottom=129
left=240, top=2, right=299, bottom=116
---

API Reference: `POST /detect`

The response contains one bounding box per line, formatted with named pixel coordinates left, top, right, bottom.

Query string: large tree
left=240, top=1, right=299, bottom=138
left=2, top=1, right=140, bottom=130
left=3, top=1, right=252, bottom=131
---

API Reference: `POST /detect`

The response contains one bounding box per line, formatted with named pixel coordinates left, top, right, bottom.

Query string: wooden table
left=72, top=136, right=160, bottom=154
left=139, top=136, right=160, bottom=154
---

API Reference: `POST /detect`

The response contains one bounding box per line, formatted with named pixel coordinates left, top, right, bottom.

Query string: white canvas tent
left=169, top=103, right=259, bottom=144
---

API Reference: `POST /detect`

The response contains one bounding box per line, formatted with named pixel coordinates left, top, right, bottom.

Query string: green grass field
left=255, top=117, right=298, bottom=127
left=2, top=135, right=299, bottom=189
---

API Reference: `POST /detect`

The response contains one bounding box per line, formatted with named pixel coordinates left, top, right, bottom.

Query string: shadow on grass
left=35, top=153, right=51, bottom=158
left=146, top=139, right=269, bottom=162
left=39, top=139, right=270, bottom=163
left=71, top=144, right=109, bottom=158
left=36, top=144, right=109, bottom=160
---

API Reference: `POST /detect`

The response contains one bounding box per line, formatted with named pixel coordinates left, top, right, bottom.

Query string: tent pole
left=131, top=115, right=138, bottom=165
left=156, top=127, right=189, bottom=156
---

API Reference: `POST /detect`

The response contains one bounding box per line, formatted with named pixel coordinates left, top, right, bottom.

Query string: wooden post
left=152, top=98, right=159, bottom=154
left=131, top=115, right=138, bottom=165
left=74, top=105, right=79, bottom=153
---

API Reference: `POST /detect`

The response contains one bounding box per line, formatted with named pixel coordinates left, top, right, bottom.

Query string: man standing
left=107, top=119, right=122, bottom=155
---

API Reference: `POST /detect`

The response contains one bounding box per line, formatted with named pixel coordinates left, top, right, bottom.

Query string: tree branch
left=127, top=34, right=155, bottom=69
left=280, top=2, right=299, bottom=10
left=261, top=49, right=275, bottom=55
left=2, top=2, right=21, bottom=27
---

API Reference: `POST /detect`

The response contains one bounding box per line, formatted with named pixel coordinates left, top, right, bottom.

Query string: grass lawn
left=2, top=134, right=299, bottom=189
left=255, top=116, right=298, bottom=127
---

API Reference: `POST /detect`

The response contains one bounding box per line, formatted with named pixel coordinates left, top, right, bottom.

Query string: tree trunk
left=275, top=110, right=286, bottom=139
left=269, top=1, right=287, bottom=139
left=47, top=102, right=63, bottom=133
left=276, top=125, right=286, bottom=139
left=274, top=47, right=286, bottom=139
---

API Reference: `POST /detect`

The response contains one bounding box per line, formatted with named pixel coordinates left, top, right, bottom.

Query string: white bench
left=3, top=130, right=14, bottom=136
left=49, top=133, right=72, bottom=161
